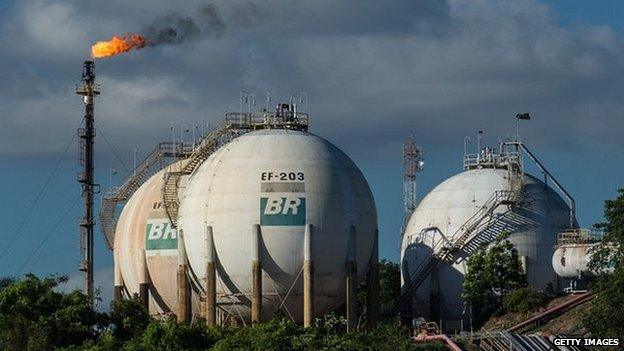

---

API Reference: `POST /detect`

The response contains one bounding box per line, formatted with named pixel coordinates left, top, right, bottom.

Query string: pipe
left=366, top=228, right=379, bottom=330
left=346, top=225, right=357, bottom=333
left=177, top=230, right=191, bottom=323
left=205, top=225, right=216, bottom=326
left=139, top=249, right=149, bottom=311
left=303, top=224, right=313, bottom=327
left=414, top=334, right=463, bottom=351
left=251, top=224, right=262, bottom=324
left=507, top=292, right=593, bottom=332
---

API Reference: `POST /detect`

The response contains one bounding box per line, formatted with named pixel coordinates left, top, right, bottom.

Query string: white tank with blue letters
left=178, top=128, right=377, bottom=323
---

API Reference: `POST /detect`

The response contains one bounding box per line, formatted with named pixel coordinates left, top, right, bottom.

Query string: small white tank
left=552, top=244, right=596, bottom=279
left=178, top=129, right=377, bottom=323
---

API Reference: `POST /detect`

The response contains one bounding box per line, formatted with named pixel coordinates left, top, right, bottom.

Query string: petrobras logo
left=260, top=195, right=306, bottom=226
left=145, top=219, right=177, bottom=250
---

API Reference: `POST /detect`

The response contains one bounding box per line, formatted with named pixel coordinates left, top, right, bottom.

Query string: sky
left=0, top=0, right=623, bottom=306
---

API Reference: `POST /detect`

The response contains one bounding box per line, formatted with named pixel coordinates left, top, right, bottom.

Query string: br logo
left=145, top=220, right=178, bottom=250
left=260, top=196, right=306, bottom=226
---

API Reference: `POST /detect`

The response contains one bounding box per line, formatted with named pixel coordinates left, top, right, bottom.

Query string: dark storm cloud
left=0, top=0, right=623, bottom=157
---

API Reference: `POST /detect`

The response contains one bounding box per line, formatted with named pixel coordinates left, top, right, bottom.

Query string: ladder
left=99, top=142, right=191, bottom=249
left=160, top=110, right=311, bottom=227
left=161, top=121, right=238, bottom=227
left=397, top=187, right=521, bottom=313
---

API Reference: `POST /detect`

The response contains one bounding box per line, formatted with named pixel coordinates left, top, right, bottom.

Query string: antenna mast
left=403, top=136, right=423, bottom=233
left=76, top=60, right=100, bottom=304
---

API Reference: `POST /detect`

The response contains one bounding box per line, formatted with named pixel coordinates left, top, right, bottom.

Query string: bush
left=502, top=287, right=547, bottom=314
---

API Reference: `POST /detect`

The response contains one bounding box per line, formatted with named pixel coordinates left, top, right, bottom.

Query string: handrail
left=99, top=141, right=192, bottom=249
left=398, top=189, right=520, bottom=314
left=504, top=141, right=575, bottom=228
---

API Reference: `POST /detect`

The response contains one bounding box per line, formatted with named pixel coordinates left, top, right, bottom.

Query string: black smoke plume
left=142, top=3, right=228, bottom=46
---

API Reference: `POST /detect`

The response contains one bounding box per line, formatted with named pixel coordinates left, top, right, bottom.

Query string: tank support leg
left=303, top=224, right=314, bottom=327
left=139, top=249, right=149, bottom=311
left=346, top=225, right=357, bottom=332
left=366, top=228, right=379, bottom=330
left=251, top=224, right=262, bottom=324
left=177, top=230, right=191, bottom=324
left=114, top=259, right=123, bottom=302
left=205, top=225, right=216, bottom=326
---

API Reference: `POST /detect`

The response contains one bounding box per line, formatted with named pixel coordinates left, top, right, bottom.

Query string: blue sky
left=1, top=0, right=623, bottom=304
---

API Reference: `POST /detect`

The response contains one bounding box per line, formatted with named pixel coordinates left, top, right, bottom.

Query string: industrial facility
left=399, top=129, right=581, bottom=331
left=92, top=77, right=380, bottom=327
left=68, top=58, right=611, bottom=350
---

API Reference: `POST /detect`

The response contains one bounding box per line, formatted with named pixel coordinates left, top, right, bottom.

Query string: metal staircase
left=99, top=142, right=191, bottom=249
left=398, top=186, right=522, bottom=312
left=162, top=108, right=310, bottom=227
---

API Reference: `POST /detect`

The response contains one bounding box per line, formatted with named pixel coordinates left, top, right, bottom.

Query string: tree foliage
left=502, top=287, right=547, bottom=314
left=461, top=233, right=527, bottom=321
left=0, top=265, right=447, bottom=351
left=585, top=187, right=624, bottom=338
left=0, top=274, right=108, bottom=350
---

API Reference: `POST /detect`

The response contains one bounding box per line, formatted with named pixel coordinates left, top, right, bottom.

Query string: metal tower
left=403, top=136, right=423, bottom=231
left=76, top=60, right=100, bottom=304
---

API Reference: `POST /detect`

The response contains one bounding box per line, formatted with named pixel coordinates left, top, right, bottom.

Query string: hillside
left=483, top=294, right=591, bottom=335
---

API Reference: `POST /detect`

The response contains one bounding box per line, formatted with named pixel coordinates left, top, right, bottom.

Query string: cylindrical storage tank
left=552, top=244, right=598, bottom=278
left=178, top=129, right=377, bottom=323
left=114, top=161, right=199, bottom=316
left=400, top=168, right=573, bottom=330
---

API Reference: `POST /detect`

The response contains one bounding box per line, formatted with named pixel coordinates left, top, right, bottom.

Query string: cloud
left=0, top=0, right=623, bottom=160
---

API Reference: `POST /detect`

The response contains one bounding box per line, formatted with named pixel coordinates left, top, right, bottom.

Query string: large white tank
left=114, top=162, right=198, bottom=315
left=401, top=163, right=573, bottom=330
left=178, top=128, right=377, bottom=323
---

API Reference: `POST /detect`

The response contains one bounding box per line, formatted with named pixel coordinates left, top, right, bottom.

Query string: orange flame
left=91, top=34, right=148, bottom=59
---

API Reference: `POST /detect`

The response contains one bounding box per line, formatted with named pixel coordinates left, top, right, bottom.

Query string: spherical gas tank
left=178, top=129, right=377, bottom=323
left=114, top=161, right=197, bottom=315
left=400, top=168, right=573, bottom=329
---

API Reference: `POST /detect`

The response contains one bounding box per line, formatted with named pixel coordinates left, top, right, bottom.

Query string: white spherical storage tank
left=114, top=162, right=199, bottom=315
left=178, top=128, right=377, bottom=323
left=401, top=158, right=574, bottom=330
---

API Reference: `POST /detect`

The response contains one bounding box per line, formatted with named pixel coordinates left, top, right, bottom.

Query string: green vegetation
left=0, top=274, right=108, bottom=350
left=461, top=233, right=527, bottom=324
left=357, top=259, right=401, bottom=325
left=585, top=187, right=624, bottom=338
left=502, top=287, right=547, bottom=314
left=0, top=261, right=442, bottom=350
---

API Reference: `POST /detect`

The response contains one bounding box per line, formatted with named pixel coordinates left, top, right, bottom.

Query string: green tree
left=357, top=259, right=401, bottom=327
left=378, top=260, right=401, bottom=315
left=109, top=296, right=151, bottom=342
left=585, top=187, right=624, bottom=338
left=502, top=287, right=547, bottom=314
left=461, top=233, right=527, bottom=323
left=0, top=274, right=108, bottom=350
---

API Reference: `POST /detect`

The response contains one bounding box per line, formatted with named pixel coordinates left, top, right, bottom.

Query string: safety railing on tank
left=557, top=228, right=605, bottom=245
left=223, top=112, right=309, bottom=131
left=463, top=151, right=522, bottom=171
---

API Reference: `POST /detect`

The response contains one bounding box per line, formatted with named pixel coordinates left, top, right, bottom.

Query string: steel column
left=251, top=224, right=262, bottom=324
left=346, top=225, right=357, bottom=332
left=205, top=225, right=216, bottom=326
left=177, top=230, right=190, bottom=323
left=303, top=224, right=313, bottom=327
